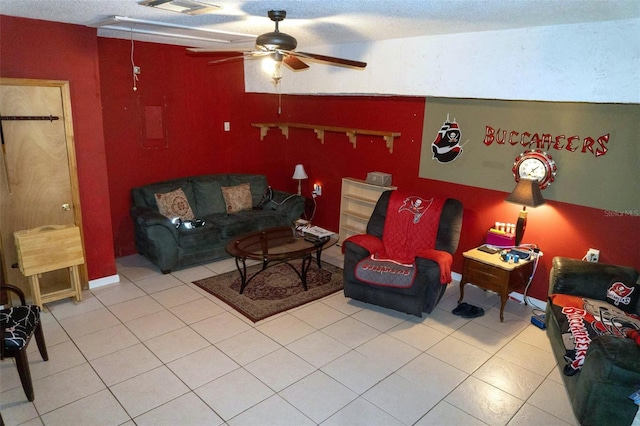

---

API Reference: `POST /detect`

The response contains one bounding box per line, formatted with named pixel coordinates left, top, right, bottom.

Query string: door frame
left=0, top=77, right=88, bottom=288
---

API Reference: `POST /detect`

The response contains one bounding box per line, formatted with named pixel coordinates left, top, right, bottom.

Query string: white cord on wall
left=131, top=29, right=139, bottom=92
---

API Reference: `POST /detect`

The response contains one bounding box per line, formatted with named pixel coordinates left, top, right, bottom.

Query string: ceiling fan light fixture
left=256, top=32, right=297, bottom=51
left=262, top=55, right=283, bottom=81
left=138, top=0, right=220, bottom=15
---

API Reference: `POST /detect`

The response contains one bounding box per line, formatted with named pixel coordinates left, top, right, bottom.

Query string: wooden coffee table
left=226, top=226, right=338, bottom=294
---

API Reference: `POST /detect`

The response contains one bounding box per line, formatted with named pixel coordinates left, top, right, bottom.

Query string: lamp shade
left=292, top=164, right=308, bottom=180
left=505, top=178, right=545, bottom=207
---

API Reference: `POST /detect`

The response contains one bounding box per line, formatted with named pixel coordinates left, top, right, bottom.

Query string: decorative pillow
left=605, top=278, right=639, bottom=313
left=221, top=183, right=252, bottom=213
left=155, top=188, right=195, bottom=220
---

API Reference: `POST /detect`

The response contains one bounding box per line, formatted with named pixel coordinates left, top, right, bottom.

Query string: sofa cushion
left=204, top=213, right=259, bottom=239
left=221, top=183, right=253, bottom=213
left=155, top=188, right=195, bottom=220
left=192, top=178, right=225, bottom=216
left=225, top=174, right=268, bottom=206
left=176, top=221, right=221, bottom=249
left=203, top=209, right=287, bottom=241
left=138, top=180, right=195, bottom=210
left=236, top=209, right=286, bottom=230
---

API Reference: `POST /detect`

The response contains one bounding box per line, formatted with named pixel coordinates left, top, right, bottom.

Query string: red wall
left=0, top=16, right=116, bottom=281
left=98, top=38, right=282, bottom=255
left=245, top=94, right=640, bottom=300
left=97, top=38, right=638, bottom=301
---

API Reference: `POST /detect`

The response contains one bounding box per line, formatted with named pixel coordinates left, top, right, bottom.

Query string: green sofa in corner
left=130, top=174, right=305, bottom=273
left=546, top=256, right=640, bottom=426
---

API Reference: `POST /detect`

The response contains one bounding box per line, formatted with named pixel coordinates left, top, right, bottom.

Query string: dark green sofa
left=130, top=174, right=304, bottom=273
left=546, top=257, right=640, bottom=426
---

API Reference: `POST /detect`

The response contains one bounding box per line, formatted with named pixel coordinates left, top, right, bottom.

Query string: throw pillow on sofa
left=155, top=188, right=195, bottom=220
left=221, top=183, right=252, bottom=213
left=605, top=277, right=639, bottom=313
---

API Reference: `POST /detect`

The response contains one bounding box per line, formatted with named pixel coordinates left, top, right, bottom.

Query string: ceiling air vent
left=138, top=0, right=220, bottom=15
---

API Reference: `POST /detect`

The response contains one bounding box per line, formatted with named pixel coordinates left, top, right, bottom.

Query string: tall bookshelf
left=338, top=177, right=397, bottom=244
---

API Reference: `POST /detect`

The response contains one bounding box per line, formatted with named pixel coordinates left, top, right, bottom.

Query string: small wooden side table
left=14, top=224, right=84, bottom=308
left=459, top=247, right=535, bottom=322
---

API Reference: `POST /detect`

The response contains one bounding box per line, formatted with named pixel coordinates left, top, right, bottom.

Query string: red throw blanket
left=345, top=191, right=453, bottom=284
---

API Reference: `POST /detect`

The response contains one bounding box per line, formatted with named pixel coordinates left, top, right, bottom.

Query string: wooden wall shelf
left=251, top=122, right=400, bottom=153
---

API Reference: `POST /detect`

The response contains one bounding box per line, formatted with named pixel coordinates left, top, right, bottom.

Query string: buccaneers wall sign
left=419, top=97, right=638, bottom=212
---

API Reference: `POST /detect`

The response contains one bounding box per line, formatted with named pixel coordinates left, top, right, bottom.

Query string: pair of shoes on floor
left=452, top=302, right=485, bottom=318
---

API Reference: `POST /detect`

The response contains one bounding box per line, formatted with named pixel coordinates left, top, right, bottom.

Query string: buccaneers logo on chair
left=399, top=196, right=433, bottom=224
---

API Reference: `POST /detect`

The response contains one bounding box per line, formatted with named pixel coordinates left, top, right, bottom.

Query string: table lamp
left=292, top=164, right=308, bottom=196
left=505, top=178, right=545, bottom=246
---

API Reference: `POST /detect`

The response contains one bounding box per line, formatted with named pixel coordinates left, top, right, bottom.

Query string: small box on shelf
left=486, top=228, right=515, bottom=246
left=365, top=172, right=392, bottom=187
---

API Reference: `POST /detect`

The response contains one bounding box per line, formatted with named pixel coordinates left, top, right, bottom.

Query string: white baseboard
left=89, top=274, right=120, bottom=289
left=507, top=291, right=547, bottom=311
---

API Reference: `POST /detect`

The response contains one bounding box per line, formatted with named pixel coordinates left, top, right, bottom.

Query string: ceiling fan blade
left=207, top=51, right=268, bottom=65
left=186, top=47, right=254, bottom=57
left=187, top=46, right=254, bottom=53
left=295, top=52, right=367, bottom=69
left=207, top=56, right=244, bottom=65
left=283, top=55, right=309, bottom=70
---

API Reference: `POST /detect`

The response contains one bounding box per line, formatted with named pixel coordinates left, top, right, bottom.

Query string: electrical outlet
left=312, top=184, right=322, bottom=198
left=223, top=121, right=230, bottom=132
left=587, top=248, right=600, bottom=262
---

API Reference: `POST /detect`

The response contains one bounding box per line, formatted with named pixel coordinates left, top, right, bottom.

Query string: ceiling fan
left=187, top=10, right=367, bottom=77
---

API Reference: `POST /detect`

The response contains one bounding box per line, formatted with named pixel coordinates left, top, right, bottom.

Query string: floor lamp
left=505, top=178, right=545, bottom=246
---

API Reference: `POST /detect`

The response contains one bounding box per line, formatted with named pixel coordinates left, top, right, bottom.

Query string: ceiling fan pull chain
left=277, top=80, right=282, bottom=116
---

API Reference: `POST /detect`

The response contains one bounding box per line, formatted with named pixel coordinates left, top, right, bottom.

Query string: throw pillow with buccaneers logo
left=398, top=196, right=433, bottom=224
left=606, top=278, right=639, bottom=313
left=431, top=115, right=464, bottom=163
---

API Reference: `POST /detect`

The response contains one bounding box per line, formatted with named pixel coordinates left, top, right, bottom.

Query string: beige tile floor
left=1, top=245, right=579, bottom=425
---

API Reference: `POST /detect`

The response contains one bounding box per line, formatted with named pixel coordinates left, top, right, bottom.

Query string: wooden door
left=0, top=78, right=86, bottom=296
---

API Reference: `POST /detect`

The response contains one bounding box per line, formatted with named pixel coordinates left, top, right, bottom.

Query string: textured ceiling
left=1, top=0, right=639, bottom=49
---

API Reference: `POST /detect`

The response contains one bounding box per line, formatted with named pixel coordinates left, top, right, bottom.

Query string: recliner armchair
left=343, top=190, right=463, bottom=316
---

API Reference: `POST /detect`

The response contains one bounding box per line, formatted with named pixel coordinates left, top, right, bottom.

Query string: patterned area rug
left=193, top=261, right=344, bottom=322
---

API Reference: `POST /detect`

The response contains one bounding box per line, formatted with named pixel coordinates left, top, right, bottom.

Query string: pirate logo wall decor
left=432, top=115, right=464, bottom=163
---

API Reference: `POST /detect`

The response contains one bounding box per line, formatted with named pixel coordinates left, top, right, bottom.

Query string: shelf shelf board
left=342, top=193, right=379, bottom=205
left=340, top=224, right=364, bottom=234
left=342, top=210, right=371, bottom=220
left=251, top=122, right=400, bottom=153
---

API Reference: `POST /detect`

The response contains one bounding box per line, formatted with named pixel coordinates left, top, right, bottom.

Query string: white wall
left=244, top=18, right=640, bottom=103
